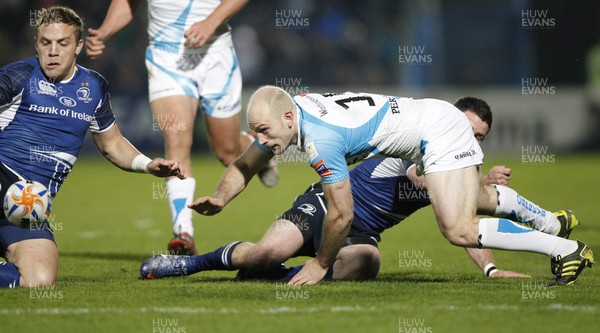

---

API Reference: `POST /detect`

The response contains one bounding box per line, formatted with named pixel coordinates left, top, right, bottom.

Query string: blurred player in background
left=0, top=6, right=184, bottom=288
left=140, top=97, right=576, bottom=282
left=187, top=86, right=593, bottom=286
left=86, top=0, right=278, bottom=256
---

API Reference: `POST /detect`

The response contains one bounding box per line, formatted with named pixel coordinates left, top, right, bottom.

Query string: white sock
left=494, top=185, right=560, bottom=235
left=166, top=177, right=195, bottom=236
left=478, top=218, right=577, bottom=257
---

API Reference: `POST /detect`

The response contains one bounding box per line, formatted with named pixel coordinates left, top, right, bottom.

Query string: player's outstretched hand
left=147, top=158, right=185, bottom=179
left=188, top=197, right=225, bottom=216
left=490, top=269, right=531, bottom=279
left=484, top=165, right=512, bottom=186
left=86, top=28, right=108, bottom=59
left=288, top=258, right=328, bottom=286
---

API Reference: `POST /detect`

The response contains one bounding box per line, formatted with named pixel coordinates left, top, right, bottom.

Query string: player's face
left=464, top=111, right=489, bottom=144
left=249, top=108, right=294, bottom=155
left=35, top=23, right=83, bottom=81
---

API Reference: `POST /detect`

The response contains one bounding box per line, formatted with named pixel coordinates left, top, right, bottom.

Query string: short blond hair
left=247, top=85, right=295, bottom=117
left=36, top=6, right=84, bottom=41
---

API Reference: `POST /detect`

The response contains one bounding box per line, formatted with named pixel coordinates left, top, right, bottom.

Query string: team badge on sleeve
left=306, top=142, right=318, bottom=162
left=313, top=160, right=332, bottom=177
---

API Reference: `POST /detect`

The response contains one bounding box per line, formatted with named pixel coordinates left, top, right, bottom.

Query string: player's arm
left=289, top=178, right=354, bottom=285
left=406, top=163, right=427, bottom=189
left=188, top=143, right=273, bottom=215
left=91, top=124, right=184, bottom=178
left=464, top=248, right=530, bottom=278
left=483, top=165, right=512, bottom=185
left=86, top=0, right=143, bottom=59
left=184, top=0, right=249, bottom=48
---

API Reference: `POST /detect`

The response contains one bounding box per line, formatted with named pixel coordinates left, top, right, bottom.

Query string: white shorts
left=419, top=99, right=483, bottom=174
left=145, top=38, right=242, bottom=119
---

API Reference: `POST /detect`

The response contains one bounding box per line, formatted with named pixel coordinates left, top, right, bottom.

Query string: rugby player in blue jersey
left=184, top=86, right=592, bottom=286
left=0, top=6, right=184, bottom=288
left=140, top=97, right=576, bottom=281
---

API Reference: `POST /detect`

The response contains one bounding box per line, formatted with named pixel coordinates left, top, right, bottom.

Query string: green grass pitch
left=1, top=153, right=599, bottom=332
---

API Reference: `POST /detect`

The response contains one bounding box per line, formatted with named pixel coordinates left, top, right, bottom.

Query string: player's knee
left=243, top=246, right=285, bottom=269
left=213, top=146, right=238, bottom=166
left=335, top=246, right=380, bottom=280
left=354, top=248, right=380, bottom=280
left=439, top=225, right=473, bottom=247
left=20, top=270, right=57, bottom=288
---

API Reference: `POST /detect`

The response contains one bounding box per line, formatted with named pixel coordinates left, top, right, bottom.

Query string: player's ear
left=75, top=38, right=84, bottom=56
left=283, top=110, right=294, bottom=128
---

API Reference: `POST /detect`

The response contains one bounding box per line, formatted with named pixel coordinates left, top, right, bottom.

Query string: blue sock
left=184, top=241, right=242, bottom=274
left=284, top=264, right=335, bottom=281
left=0, top=262, right=21, bottom=288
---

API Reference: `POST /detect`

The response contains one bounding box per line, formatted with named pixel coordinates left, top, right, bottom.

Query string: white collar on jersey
left=59, top=66, right=78, bottom=84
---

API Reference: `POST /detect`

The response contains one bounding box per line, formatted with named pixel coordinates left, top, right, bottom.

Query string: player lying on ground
left=0, top=6, right=184, bottom=288
left=140, top=96, right=574, bottom=281
left=140, top=156, right=577, bottom=281
left=186, top=88, right=593, bottom=286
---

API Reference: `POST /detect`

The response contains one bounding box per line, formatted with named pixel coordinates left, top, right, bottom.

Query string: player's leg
left=146, top=47, right=200, bottom=255
left=426, top=166, right=481, bottom=247
left=235, top=219, right=305, bottom=269
left=478, top=184, right=575, bottom=237
left=140, top=183, right=325, bottom=279
left=0, top=220, right=57, bottom=288
left=140, top=218, right=304, bottom=279
left=427, top=166, right=574, bottom=251
left=4, top=239, right=58, bottom=287
left=199, top=45, right=278, bottom=187
left=331, top=244, right=380, bottom=280
left=428, top=167, right=593, bottom=285
left=151, top=95, right=199, bottom=255
left=203, top=113, right=246, bottom=166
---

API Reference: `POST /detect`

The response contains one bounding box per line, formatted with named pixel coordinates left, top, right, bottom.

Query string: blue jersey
left=293, top=92, right=433, bottom=184
left=0, top=56, right=116, bottom=197
left=350, top=158, right=430, bottom=234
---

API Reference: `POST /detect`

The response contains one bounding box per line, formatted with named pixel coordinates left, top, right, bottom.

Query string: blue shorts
left=279, top=182, right=380, bottom=258
left=0, top=162, right=54, bottom=258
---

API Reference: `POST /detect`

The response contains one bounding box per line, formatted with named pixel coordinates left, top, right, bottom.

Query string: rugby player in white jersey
left=186, top=86, right=593, bottom=286
left=139, top=97, right=577, bottom=282
left=86, top=0, right=278, bottom=256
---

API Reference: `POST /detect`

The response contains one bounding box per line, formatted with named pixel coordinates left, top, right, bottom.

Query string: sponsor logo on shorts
left=297, top=203, right=316, bottom=216
left=454, top=149, right=477, bottom=160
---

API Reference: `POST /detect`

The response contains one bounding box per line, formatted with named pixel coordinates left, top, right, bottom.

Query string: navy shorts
left=0, top=162, right=54, bottom=258
left=279, top=182, right=380, bottom=258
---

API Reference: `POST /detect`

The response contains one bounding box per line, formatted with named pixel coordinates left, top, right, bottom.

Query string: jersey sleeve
left=306, top=139, right=350, bottom=184
left=0, top=61, right=33, bottom=107
left=88, top=70, right=116, bottom=133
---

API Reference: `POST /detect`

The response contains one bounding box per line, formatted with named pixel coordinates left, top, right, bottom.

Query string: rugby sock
left=478, top=218, right=577, bottom=257
left=166, top=177, right=195, bottom=236
left=184, top=241, right=242, bottom=274
left=0, top=262, right=20, bottom=288
left=494, top=185, right=560, bottom=235
left=284, top=264, right=334, bottom=281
